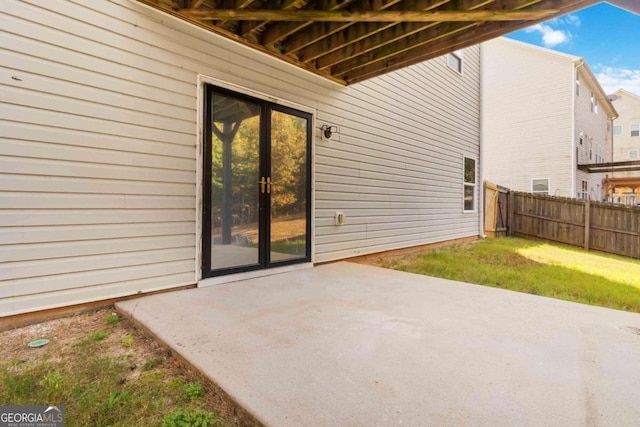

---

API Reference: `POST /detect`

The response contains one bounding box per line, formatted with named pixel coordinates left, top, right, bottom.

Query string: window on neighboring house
left=532, top=178, right=549, bottom=195
left=613, top=125, right=622, bottom=136
left=580, top=180, right=588, bottom=200
left=575, top=78, right=580, bottom=96
left=630, top=150, right=639, bottom=160
left=590, top=92, right=598, bottom=114
left=463, top=156, right=476, bottom=211
left=579, top=133, right=583, bottom=145
left=447, top=52, right=463, bottom=74
left=632, top=124, right=640, bottom=137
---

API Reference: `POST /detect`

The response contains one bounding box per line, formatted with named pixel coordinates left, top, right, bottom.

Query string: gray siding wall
left=482, top=38, right=575, bottom=196
left=1, top=0, right=480, bottom=316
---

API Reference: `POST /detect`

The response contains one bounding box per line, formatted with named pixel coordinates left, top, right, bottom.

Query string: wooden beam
left=301, top=22, right=399, bottom=62
left=189, top=0, right=205, bottom=8
left=216, top=0, right=255, bottom=29
left=134, top=0, right=348, bottom=85
left=240, top=0, right=307, bottom=38
left=313, top=0, right=495, bottom=69
left=331, top=0, right=560, bottom=76
left=332, top=21, right=474, bottom=74
left=298, top=0, right=451, bottom=63
left=180, top=8, right=559, bottom=21
left=283, top=0, right=404, bottom=55
left=342, top=0, right=599, bottom=83
left=261, top=0, right=354, bottom=46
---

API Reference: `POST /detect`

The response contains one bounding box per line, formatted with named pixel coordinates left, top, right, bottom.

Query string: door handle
left=267, top=177, right=272, bottom=194
left=258, top=177, right=266, bottom=194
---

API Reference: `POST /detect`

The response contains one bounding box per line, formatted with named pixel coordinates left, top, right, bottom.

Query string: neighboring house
left=606, top=89, right=640, bottom=205
left=1, top=1, right=482, bottom=316
left=481, top=38, right=617, bottom=200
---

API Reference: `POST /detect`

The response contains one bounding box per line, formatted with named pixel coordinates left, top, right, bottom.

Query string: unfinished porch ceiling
left=136, top=0, right=603, bottom=85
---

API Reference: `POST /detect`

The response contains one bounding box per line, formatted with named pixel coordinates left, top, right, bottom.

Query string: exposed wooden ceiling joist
left=179, top=8, right=560, bottom=21
left=311, top=0, right=497, bottom=70
left=135, top=0, right=605, bottom=85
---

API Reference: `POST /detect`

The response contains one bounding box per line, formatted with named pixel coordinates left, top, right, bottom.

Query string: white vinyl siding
left=574, top=67, right=613, bottom=201
left=481, top=38, right=575, bottom=197
left=1, top=0, right=480, bottom=315
left=610, top=90, right=640, bottom=179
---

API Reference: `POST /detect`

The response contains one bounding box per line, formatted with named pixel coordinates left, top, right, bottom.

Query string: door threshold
left=198, top=262, right=314, bottom=288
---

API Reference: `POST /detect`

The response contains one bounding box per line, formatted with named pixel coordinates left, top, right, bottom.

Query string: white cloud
left=562, top=14, right=582, bottom=27
left=548, top=14, right=582, bottom=27
left=595, top=66, right=640, bottom=95
left=525, top=24, right=571, bottom=48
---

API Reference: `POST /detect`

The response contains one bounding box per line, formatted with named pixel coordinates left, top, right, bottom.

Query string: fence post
left=584, top=199, right=590, bottom=251
left=508, top=191, right=515, bottom=236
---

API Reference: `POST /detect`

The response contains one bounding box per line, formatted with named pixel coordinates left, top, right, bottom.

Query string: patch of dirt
left=623, top=326, right=640, bottom=336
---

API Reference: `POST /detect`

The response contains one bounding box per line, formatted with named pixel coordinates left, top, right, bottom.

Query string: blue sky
left=505, top=2, right=640, bottom=96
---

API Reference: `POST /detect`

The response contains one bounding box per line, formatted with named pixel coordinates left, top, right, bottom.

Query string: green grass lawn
left=380, top=237, right=640, bottom=313
left=0, top=310, right=235, bottom=427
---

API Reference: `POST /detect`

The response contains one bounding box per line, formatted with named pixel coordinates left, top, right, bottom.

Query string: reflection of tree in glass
left=210, top=112, right=307, bottom=227
left=464, top=157, right=476, bottom=184
left=271, top=111, right=307, bottom=218
left=211, top=116, right=260, bottom=227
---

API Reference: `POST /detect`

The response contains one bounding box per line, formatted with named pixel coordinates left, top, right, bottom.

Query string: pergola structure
left=603, top=175, right=640, bottom=205
left=578, top=161, right=640, bottom=205
left=578, top=160, right=640, bottom=174
left=133, top=0, right=638, bottom=85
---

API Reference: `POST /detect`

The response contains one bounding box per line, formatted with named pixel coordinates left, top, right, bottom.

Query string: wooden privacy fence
left=483, top=182, right=640, bottom=259
left=483, top=182, right=509, bottom=237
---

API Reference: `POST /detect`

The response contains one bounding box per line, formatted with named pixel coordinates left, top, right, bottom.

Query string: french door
left=202, top=85, right=312, bottom=277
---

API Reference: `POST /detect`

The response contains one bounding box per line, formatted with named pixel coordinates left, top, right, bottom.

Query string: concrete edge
left=115, top=301, right=265, bottom=427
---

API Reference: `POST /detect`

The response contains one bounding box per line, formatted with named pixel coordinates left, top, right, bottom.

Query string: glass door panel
left=269, top=109, right=309, bottom=263
left=209, top=92, right=262, bottom=271
left=202, top=85, right=311, bottom=279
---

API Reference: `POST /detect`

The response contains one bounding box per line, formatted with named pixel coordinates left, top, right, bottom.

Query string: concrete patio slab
left=116, top=262, right=640, bottom=426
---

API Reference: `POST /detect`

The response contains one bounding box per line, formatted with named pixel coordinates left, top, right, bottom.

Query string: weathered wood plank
left=179, top=8, right=560, bottom=21
left=509, top=191, right=640, bottom=259
left=261, top=0, right=354, bottom=45
left=313, top=0, right=495, bottom=69
left=342, top=0, right=599, bottom=83
left=297, top=0, right=450, bottom=62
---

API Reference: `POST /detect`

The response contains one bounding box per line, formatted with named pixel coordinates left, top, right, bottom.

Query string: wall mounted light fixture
left=321, top=125, right=338, bottom=141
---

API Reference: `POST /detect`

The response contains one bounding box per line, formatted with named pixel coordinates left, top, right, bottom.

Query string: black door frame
left=202, top=84, right=312, bottom=278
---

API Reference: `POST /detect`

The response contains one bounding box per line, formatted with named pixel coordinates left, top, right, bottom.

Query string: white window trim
left=446, top=52, right=463, bottom=75
left=631, top=124, right=640, bottom=137
left=463, top=155, right=477, bottom=213
left=531, top=178, right=550, bottom=195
